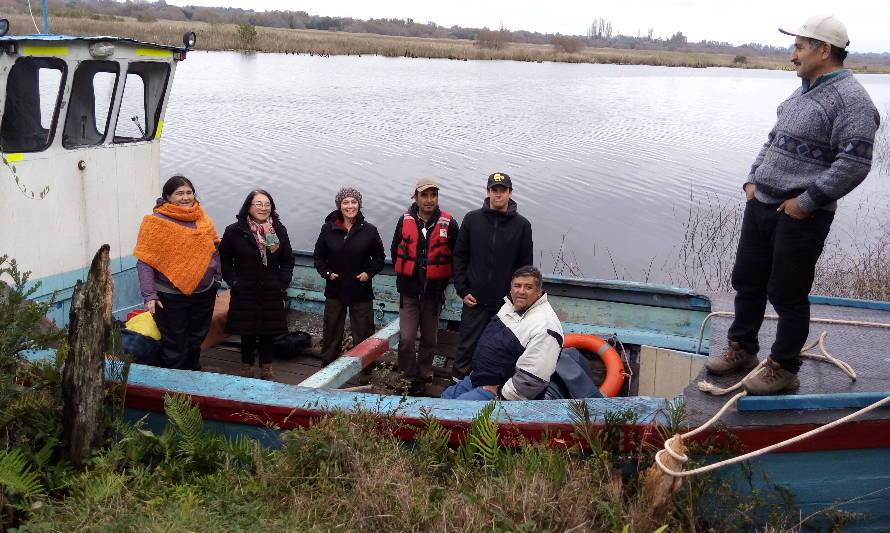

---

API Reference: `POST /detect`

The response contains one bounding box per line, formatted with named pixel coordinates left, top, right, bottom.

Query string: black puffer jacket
left=313, top=210, right=386, bottom=304
left=219, top=218, right=295, bottom=335
left=453, top=198, right=533, bottom=307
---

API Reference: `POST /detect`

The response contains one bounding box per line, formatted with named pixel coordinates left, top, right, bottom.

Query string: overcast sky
left=165, top=0, right=888, bottom=53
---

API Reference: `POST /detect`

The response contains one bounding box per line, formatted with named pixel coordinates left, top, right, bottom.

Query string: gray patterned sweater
left=747, top=70, right=880, bottom=213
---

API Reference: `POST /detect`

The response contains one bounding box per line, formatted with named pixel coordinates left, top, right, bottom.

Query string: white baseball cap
left=779, top=15, right=849, bottom=49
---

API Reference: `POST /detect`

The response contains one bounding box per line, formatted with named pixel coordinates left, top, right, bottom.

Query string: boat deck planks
left=684, top=293, right=890, bottom=428
left=199, top=341, right=323, bottom=386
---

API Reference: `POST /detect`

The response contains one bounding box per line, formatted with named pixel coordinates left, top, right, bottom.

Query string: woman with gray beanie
left=312, top=187, right=386, bottom=364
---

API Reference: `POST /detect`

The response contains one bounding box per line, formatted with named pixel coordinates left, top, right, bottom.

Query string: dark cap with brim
left=487, top=172, right=512, bottom=189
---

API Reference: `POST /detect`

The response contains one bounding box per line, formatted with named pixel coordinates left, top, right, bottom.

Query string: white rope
left=26, top=0, right=41, bottom=33
left=654, top=311, right=890, bottom=478
left=655, top=392, right=890, bottom=477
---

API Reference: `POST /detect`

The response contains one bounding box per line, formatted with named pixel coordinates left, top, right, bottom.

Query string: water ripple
left=160, top=53, right=890, bottom=280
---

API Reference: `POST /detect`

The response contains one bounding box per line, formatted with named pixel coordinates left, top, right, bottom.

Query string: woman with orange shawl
left=134, top=175, right=221, bottom=370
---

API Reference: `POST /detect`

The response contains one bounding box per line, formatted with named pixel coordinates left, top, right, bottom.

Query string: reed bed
left=6, top=14, right=889, bottom=72
left=667, top=192, right=890, bottom=301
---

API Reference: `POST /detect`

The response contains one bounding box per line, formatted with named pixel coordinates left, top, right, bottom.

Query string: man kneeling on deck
left=442, top=265, right=562, bottom=401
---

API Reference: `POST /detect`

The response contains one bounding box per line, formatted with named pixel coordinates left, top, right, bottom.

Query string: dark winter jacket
left=313, top=210, right=386, bottom=304
left=390, top=204, right=459, bottom=298
left=218, top=218, right=295, bottom=336
left=453, top=198, right=533, bottom=307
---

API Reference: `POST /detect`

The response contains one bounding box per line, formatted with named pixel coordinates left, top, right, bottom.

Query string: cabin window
left=113, top=62, right=170, bottom=143
left=62, top=61, right=119, bottom=148
left=0, top=57, right=67, bottom=153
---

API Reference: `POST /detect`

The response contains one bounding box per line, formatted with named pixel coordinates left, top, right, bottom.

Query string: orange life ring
left=563, top=333, right=625, bottom=398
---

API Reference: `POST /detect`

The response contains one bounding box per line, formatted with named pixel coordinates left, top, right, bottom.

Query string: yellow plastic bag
left=125, top=311, right=161, bottom=341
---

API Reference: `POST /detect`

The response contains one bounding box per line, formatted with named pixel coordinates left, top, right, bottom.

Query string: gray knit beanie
left=335, top=186, right=362, bottom=208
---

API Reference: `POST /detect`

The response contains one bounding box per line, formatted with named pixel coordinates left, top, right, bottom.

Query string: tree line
left=5, top=0, right=889, bottom=63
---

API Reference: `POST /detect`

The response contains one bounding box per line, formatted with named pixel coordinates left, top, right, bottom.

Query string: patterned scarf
left=248, top=218, right=280, bottom=266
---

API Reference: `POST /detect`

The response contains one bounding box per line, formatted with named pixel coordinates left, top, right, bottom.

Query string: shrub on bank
left=552, top=35, right=585, bottom=54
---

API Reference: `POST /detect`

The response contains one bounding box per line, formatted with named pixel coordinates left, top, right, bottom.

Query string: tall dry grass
left=668, top=191, right=743, bottom=293
left=22, top=406, right=805, bottom=532
left=6, top=14, right=889, bottom=72
left=669, top=189, right=890, bottom=300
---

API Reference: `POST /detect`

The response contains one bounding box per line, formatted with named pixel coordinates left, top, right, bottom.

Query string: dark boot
left=705, top=340, right=759, bottom=375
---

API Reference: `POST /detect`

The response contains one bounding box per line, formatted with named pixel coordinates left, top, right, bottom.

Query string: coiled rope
left=654, top=311, right=890, bottom=478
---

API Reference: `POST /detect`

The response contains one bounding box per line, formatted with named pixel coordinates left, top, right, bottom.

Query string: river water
left=159, top=51, right=890, bottom=286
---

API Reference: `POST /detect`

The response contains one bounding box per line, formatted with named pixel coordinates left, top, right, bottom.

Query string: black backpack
left=272, top=331, right=312, bottom=360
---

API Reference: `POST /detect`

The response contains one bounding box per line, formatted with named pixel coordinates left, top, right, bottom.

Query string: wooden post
left=641, top=436, right=687, bottom=523
left=62, top=244, right=113, bottom=464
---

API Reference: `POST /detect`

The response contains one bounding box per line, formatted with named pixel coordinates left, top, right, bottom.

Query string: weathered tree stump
left=62, top=244, right=113, bottom=464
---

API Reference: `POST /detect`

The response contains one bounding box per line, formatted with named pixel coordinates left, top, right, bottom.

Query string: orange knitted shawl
left=133, top=202, right=220, bottom=295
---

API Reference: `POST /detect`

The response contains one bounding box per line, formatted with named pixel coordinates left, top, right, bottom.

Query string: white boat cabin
left=0, top=31, right=194, bottom=323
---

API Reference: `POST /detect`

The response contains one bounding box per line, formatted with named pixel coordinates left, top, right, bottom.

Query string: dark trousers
left=452, top=303, right=499, bottom=380
left=728, top=199, right=833, bottom=372
left=154, top=284, right=217, bottom=370
left=320, top=298, right=374, bottom=363
left=398, top=295, right=442, bottom=383
left=241, top=334, right=275, bottom=366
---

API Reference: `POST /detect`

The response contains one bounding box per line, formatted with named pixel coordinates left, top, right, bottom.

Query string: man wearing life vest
left=390, top=177, right=459, bottom=395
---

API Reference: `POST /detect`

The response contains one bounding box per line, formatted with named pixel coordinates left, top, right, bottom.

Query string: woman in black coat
left=313, top=186, right=385, bottom=364
left=219, top=189, right=295, bottom=380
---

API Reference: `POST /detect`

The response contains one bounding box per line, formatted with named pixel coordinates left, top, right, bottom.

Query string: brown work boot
left=742, top=358, right=800, bottom=395
left=239, top=363, right=255, bottom=378
left=705, top=340, right=759, bottom=376
left=260, top=364, right=276, bottom=381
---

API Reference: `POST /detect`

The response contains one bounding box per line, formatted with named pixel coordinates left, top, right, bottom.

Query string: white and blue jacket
left=470, top=293, right=563, bottom=400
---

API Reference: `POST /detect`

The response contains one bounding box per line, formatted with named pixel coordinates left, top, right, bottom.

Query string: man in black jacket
left=452, top=172, right=534, bottom=381
left=391, top=178, right=460, bottom=395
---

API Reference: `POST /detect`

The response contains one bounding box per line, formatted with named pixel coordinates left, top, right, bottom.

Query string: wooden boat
left=4, top=31, right=889, bottom=530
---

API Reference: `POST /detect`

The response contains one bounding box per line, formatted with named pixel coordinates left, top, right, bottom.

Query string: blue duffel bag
left=543, top=347, right=604, bottom=399
left=121, top=329, right=162, bottom=367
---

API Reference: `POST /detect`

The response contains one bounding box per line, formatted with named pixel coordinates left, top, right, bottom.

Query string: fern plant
left=415, top=408, right=452, bottom=474
left=0, top=448, right=45, bottom=499
left=163, top=393, right=220, bottom=469
left=456, top=402, right=501, bottom=470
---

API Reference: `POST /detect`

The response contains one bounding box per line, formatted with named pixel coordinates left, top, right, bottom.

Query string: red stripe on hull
left=690, top=421, right=890, bottom=453
left=124, top=384, right=890, bottom=453
left=343, top=337, right=389, bottom=368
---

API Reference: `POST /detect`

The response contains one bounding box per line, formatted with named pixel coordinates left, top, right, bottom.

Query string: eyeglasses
left=251, top=202, right=272, bottom=208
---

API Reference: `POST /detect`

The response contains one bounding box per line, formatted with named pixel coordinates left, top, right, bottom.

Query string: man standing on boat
left=706, top=15, right=879, bottom=395
left=391, top=178, right=460, bottom=396
left=451, top=172, right=534, bottom=383
left=442, top=266, right=562, bottom=401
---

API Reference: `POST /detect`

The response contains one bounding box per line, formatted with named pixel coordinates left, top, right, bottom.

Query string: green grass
left=7, top=390, right=812, bottom=532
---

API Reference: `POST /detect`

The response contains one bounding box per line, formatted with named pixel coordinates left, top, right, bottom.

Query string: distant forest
left=4, top=0, right=889, bottom=64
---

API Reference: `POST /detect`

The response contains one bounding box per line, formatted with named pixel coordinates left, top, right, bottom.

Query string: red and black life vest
left=395, top=210, right=453, bottom=280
